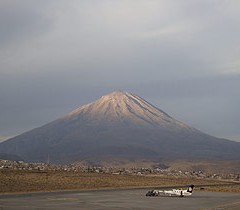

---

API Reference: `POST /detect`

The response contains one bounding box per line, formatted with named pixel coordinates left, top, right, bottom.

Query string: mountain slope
left=60, top=91, right=193, bottom=130
left=0, top=91, right=240, bottom=163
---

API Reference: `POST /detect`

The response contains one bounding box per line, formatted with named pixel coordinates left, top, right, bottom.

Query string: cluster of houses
left=0, top=159, right=239, bottom=181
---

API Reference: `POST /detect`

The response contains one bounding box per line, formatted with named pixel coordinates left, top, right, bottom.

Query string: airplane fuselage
left=146, top=185, right=194, bottom=197
left=162, top=189, right=192, bottom=197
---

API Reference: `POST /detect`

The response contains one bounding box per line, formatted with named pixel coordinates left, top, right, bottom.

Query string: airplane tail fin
left=187, top=185, right=194, bottom=193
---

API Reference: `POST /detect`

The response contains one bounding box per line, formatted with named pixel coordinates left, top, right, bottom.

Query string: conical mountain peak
left=1, top=91, right=240, bottom=164
left=64, top=91, right=190, bottom=129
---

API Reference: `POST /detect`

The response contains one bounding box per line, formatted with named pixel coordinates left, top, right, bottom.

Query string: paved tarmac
left=0, top=189, right=240, bottom=210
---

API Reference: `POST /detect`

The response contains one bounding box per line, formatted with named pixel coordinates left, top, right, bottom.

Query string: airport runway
left=0, top=189, right=240, bottom=210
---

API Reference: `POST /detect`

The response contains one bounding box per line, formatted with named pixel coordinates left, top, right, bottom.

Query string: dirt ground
left=0, top=170, right=239, bottom=194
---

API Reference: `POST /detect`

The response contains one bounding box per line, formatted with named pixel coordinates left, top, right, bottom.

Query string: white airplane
left=146, top=185, right=194, bottom=197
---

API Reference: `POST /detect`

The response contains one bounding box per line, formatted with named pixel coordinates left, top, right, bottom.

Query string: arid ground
left=1, top=170, right=239, bottom=194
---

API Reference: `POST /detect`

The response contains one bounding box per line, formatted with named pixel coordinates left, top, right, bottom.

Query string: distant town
left=1, top=159, right=239, bottom=182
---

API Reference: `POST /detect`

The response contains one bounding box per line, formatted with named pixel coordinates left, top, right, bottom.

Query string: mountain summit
left=0, top=91, right=240, bottom=163
left=63, top=91, right=190, bottom=130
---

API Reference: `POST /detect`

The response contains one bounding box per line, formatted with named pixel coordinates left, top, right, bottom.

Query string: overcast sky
left=0, top=0, right=240, bottom=142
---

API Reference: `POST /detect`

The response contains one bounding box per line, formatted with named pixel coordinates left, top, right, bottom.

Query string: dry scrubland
left=1, top=170, right=239, bottom=194
left=202, top=185, right=240, bottom=193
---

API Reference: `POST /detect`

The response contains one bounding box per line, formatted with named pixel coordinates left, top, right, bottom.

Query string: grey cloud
left=0, top=1, right=54, bottom=49
left=0, top=1, right=240, bottom=142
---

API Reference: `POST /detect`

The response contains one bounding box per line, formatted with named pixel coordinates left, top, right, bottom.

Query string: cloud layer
left=0, top=0, right=240, bottom=141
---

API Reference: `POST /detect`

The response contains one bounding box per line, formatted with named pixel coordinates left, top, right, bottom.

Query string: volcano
left=0, top=91, right=239, bottom=163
